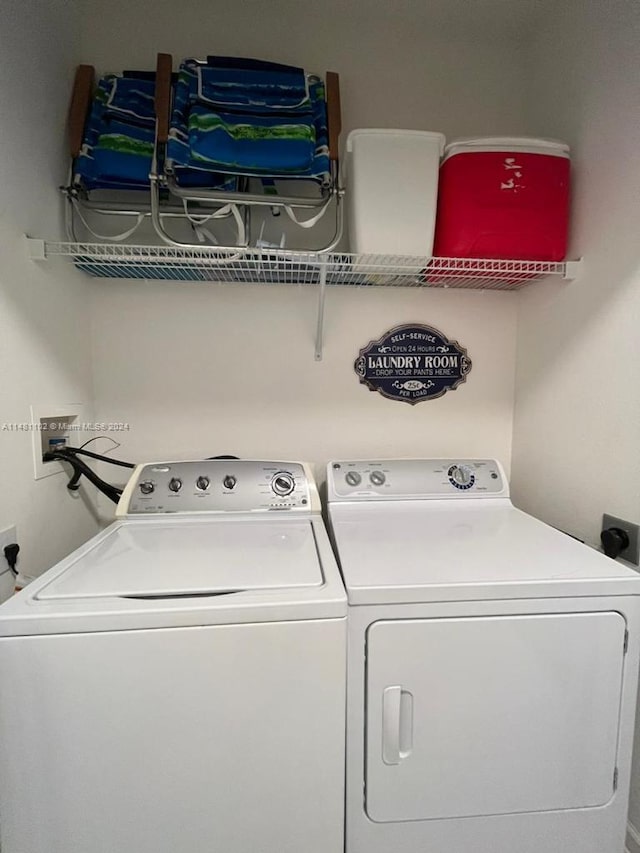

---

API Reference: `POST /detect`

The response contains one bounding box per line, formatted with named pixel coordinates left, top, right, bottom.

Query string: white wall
left=90, top=282, right=517, bottom=479
left=0, top=0, right=99, bottom=581
left=513, top=0, right=640, bottom=550
left=511, top=0, right=640, bottom=840
left=81, top=0, right=529, bottom=484
left=80, top=0, right=531, bottom=139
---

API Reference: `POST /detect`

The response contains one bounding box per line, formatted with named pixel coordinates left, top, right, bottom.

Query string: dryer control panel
left=327, top=459, right=508, bottom=501
left=119, top=460, right=315, bottom=515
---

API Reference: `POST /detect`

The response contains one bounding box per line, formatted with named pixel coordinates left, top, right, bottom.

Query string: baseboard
left=627, top=820, right=640, bottom=853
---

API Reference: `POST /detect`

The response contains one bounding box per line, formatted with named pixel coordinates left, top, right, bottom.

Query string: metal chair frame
left=63, top=55, right=344, bottom=251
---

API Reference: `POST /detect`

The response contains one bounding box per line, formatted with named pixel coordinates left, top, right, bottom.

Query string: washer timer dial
left=448, top=464, right=475, bottom=490
left=271, top=472, right=295, bottom=497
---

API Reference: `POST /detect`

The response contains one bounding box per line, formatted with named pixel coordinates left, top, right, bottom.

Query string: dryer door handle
left=382, top=685, right=413, bottom=765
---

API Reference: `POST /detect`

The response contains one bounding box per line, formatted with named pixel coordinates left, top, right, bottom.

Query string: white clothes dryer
left=0, top=460, right=347, bottom=853
left=326, top=458, right=640, bottom=853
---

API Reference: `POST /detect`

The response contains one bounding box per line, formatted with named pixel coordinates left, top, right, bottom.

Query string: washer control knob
left=370, top=470, right=386, bottom=486
left=196, top=476, right=210, bottom=491
left=345, top=471, right=362, bottom=487
left=168, top=477, right=182, bottom=493
left=272, top=472, right=295, bottom=497
left=223, top=475, right=237, bottom=490
left=139, top=480, right=155, bottom=495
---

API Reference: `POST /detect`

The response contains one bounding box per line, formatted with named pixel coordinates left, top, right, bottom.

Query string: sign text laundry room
left=354, top=324, right=472, bottom=404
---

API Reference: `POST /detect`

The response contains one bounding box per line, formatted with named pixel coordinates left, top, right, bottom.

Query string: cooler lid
left=347, top=128, right=446, bottom=155
left=444, top=136, right=570, bottom=160
left=329, top=502, right=640, bottom=604
left=35, top=517, right=324, bottom=601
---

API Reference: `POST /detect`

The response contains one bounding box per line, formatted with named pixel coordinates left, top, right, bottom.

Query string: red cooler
left=433, top=137, right=570, bottom=260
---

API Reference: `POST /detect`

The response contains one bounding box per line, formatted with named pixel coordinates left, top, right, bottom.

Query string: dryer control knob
left=139, top=480, right=155, bottom=495
left=448, top=464, right=475, bottom=489
left=168, top=477, right=182, bottom=493
left=223, top=475, right=237, bottom=490
left=370, top=470, right=386, bottom=486
left=272, top=473, right=295, bottom=497
left=196, top=476, right=210, bottom=491
left=345, top=471, right=362, bottom=487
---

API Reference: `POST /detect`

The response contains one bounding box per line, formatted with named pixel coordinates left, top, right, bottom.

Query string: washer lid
left=329, top=501, right=640, bottom=604
left=36, top=517, right=323, bottom=601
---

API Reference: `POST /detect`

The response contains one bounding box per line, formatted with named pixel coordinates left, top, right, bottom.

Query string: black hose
left=43, top=449, right=123, bottom=504
left=61, top=446, right=135, bottom=468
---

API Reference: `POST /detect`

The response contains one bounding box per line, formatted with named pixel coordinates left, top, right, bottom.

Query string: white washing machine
left=0, top=460, right=347, bottom=853
left=326, top=458, right=640, bottom=853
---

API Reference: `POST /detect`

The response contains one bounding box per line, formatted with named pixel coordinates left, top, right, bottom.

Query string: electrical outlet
left=601, top=514, right=640, bottom=565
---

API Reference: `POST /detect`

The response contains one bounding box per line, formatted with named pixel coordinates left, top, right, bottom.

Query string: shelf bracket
left=26, top=237, right=46, bottom=261
left=314, top=257, right=328, bottom=361
left=563, top=258, right=583, bottom=280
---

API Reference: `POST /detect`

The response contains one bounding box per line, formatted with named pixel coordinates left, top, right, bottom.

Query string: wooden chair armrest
left=155, top=53, right=173, bottom=144
left=68, top=65, right=95, bottom=159
left=325, top=72, right=342, bottom=162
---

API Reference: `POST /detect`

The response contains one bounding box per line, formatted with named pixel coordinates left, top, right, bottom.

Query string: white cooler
left=346, top=129, right=446, bottom=256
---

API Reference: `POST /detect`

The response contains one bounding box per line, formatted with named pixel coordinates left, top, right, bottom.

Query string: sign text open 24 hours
left=354, top=324, right=472, bottom=404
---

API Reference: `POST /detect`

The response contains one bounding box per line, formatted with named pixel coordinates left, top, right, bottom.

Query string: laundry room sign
left=354, top=324, right=472, bottom=404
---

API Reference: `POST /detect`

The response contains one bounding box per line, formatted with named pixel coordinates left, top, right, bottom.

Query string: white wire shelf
left=27, top=240, right=581, bottom=290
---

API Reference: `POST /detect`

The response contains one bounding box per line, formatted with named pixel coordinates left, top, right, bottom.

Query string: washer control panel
left=122, top=460, right=311, bottom=514
left=328, top=459, right=507, bottom=500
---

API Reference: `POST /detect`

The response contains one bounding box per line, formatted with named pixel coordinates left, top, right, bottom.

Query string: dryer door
left=365, top=612, right=626, bottom=822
